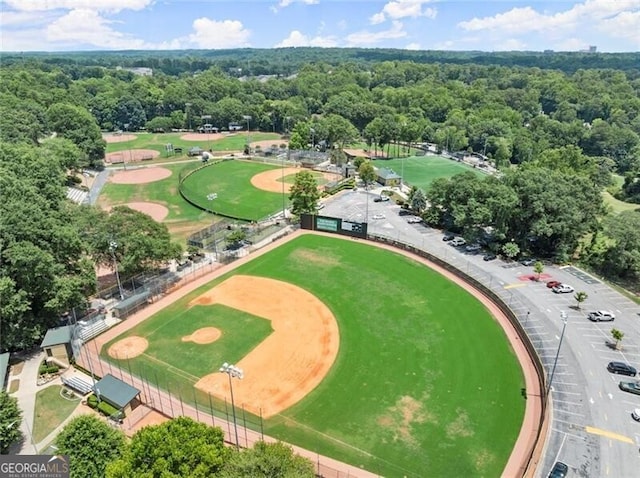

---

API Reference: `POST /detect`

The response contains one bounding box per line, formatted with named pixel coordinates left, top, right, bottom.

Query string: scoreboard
left=300, top=214, right=368, bottom=239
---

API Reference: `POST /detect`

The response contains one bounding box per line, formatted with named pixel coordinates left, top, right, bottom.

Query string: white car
left=406, top=216, right=422, bottom=224
left=552, top=284, right=575, bottom=294
left=450, top=237, right=466, bottom=247
left=632, top=408, right=640, bottom=421
left=587, top=310, right=616, bottom=322
left=465, top=244, right=482, bottom=253
left=371, top=214, right=385, bottom=220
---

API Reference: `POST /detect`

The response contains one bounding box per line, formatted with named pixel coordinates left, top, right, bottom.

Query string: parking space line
left=555, top=409, right=585, bottom=417
left=553, top=388, right=581, bottom=393
left=553, top=399, right=583, bottom=406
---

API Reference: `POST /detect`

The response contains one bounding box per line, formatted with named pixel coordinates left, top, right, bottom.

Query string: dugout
left=93, top=374, right=141, bottom=417
left=112, top=291, right=152, bottom=319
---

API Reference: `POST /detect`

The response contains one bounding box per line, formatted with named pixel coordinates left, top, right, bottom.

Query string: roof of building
left=377, top=168, right=401, bottom=179
left=0, top=352, right=10, bottom=390
left=93, top=374, right=140, bottom=409
left=40, top=325, right=73, bottom=348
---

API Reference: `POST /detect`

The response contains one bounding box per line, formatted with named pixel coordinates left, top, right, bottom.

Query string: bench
left=62, top=376, right=93, bottom=395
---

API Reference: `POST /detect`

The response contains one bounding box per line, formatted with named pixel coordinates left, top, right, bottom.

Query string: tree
left=410, top=188, right=427, bottom=213
left=55, top=415, right=126, bottom=477
left=358, top=162, right=376, bottom=189
left=611, top=328, right=624, bottom=350
left=574, top=291, right=588, bottom=309
left=501, top=242, right=520, bottom=260
left=533, top=261, right=544, bottom=281
left=598, top=210, right=640, bottom=287
left=288, top=171, right=321, bottom=216
left=220, top=441, right=315, bottom=478
left=226, top=229, right=247, bottom=245
left=107, top=417, right=229, bottom=478
left=0, top=392, right=22, bottom=454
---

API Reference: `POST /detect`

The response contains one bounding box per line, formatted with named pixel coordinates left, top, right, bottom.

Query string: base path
left=251, top=168, right=342, bottom=193
left=110, top=167, right=172, bottom=184
left=191, top=275, right=339, bottom=418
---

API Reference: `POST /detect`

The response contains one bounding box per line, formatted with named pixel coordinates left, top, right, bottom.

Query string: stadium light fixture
left=220, top=362, right=243, bottom=449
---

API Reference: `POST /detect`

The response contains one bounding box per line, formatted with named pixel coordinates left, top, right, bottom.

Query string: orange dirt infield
left=109, top=202, right=169, bottom=222
left=190, top=274, right=340, bottom=418
left=105, top=149, right=160, bottom=163
left=251, top=168, right=341, bottom=193
left=111, top=167, right=172, bottom=184
left=180, top=133, right=228, bottom=141
left=182, top=327, right=221, bottom=344
left=103, top=133, right=136, bottom=143
left=108, top=336, right=148, bottom=359
left=250, top=139, right=287, bottom=149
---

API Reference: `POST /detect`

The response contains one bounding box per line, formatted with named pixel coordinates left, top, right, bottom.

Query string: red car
left=547, top=280, right=562, bottom=289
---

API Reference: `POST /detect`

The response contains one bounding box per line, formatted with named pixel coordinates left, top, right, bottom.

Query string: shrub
left=87, top=394, right=98, bottom=409
left=39, top=362, right=60, bottom=375
left=97, top=400, right=121, bottom=418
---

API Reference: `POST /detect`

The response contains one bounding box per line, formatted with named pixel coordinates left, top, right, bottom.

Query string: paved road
left=324, top=189, right=640, bottom=478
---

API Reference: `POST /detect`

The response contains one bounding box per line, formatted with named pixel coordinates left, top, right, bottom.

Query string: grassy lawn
left=32, top=385, right=80, bottom=443
left=602, top=191, right=639, bottom=214
left=106, top=132, right=282, bottom=155
left=180, top=160, right=288, bottom=221
left=372, top=155, right=483, bottom=191
left=101, top=234, right=524, bottom=477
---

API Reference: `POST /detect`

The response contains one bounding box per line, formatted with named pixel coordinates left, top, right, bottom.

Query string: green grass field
left=103, top=234, right=524, bottom=477
left=106, top=132, right=282, bottom=156
left=179, top=160, right=289, bottom=221
left=372, top=155, right=484, bottom=191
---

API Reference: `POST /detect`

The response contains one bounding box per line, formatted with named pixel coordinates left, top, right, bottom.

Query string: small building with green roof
left=40, top=325, right=73, bottom=367
left=93, top=374, right=141, bottom=417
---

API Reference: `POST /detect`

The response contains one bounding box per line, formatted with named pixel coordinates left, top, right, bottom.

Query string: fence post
left=208, top=393, right=215, bottom=427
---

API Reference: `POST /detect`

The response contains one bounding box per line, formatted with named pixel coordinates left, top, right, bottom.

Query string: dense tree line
left=0, top=139, right=181, bottom=352
left=55, top=415, right=315, bottom=478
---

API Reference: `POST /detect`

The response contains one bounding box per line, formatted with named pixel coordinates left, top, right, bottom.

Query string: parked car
left=398, top=209, right=413, bottom=216
left=406, top=216, right=422, bottom=224
left=553, top=284, right=575, bottom=294
left=442, top=233, right=455, bottom=242
left=632, top=408, right=640, bottom=421
left=619, top=381, right=640, bottom=395
left=483, top=253, right=497, bottom=261
left=465, top=243, right=482, bottom=253
left=548, top=461, right=568, bottom=478
left=520, top=258, right=536, bottom=266
left=371, top=214, right=385, bottom=220
left=450, top=237, right=466, bottom=247
left=546, top=280, right=562, bottom=289
left=587, top=310, right=616, bottom=322
left=374, top=195, right=390, bottom=202
left=607, top=362, right=637, bottom=377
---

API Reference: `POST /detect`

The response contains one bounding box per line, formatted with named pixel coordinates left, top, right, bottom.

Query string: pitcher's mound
left=182, top=327, right=221, bottom=344
left=108, top=336, right=148, bottom=359
left=111, top=167, right=172, bottom=184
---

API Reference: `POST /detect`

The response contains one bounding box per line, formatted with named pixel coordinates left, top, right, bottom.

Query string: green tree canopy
left=288, top=171, right=321, bottom=216
left=0, top=392, right=22, bottom=454
left=55, top=415, right=126, bottom=478
left=220, top=441, right=315, bottom=478
left=106, top=417, right=229, bottom=478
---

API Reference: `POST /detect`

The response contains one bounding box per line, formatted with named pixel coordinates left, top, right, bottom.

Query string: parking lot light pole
left=547, top=310, right=568, bottom=396
left=219, top=362, right=243, bottom=449
left=207, top=193, right=218, bottom=260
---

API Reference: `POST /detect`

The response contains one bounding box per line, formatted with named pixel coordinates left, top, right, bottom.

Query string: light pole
left=243, top=115, right=252, bottom=151
left=281, top=154, right=286, bottom=220
left=109, top=240, right=124, bottom=300
left=185, top=103, right=192, bottom=131
left=219, top=362, right=243, bottom=449
left=310, top=127, right=315, bottom=150
left=547, top=311, right=568, bottom=396
left=123, top=123, right=130, bottom=170
left=207, top=193, right=218, bottom=260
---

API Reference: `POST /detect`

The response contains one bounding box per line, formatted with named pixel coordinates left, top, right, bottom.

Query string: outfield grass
left=102, top=234, right=524, bottom=477
left=106, top=132, right=282, bottom=155
left=372, top=155, right=484, bottom=191
left=180, top=160, right=289, bottom=221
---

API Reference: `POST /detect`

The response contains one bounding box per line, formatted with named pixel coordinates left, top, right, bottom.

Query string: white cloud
left=555, top=38, right=591, bottom=51
left=599, top=10, right=640, bottom=44
left=458, top=0, right=640, bottom=35
left=0, top=10, right=58, bottom=27
left=346, top=21, right=407, bottom=46
left=405, top=42, right=420, bottom=50
left=188, top=18, right=251, bottom=49
left=493, top=38, right=527, bottom=51
left=369, top=0, right=437, bottom=25
left=4, top=0, right=152, bottom=13
left=273, top=0, right=319, bottom=12
left=275, top=30, right=337, bottom=47
left=45, top=9, right=148, bottom=49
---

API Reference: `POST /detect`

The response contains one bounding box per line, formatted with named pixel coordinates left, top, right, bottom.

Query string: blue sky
left=1, top=0, right=638, bottom=52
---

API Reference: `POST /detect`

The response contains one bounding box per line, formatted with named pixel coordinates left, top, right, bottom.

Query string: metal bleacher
left=77, top=318, right=109, bottom=341
left=61, top=376, right=93, bottom=395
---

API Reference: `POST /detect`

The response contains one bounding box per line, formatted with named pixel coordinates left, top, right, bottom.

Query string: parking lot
left=324, top=189, right=640, bottom=478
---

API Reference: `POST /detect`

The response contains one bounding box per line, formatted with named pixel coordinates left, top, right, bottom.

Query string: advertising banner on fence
left=300, top=214, right=367, bottom=239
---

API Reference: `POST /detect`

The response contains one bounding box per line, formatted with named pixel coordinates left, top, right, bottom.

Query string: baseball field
left=102, top=233, right=525, bottom=477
